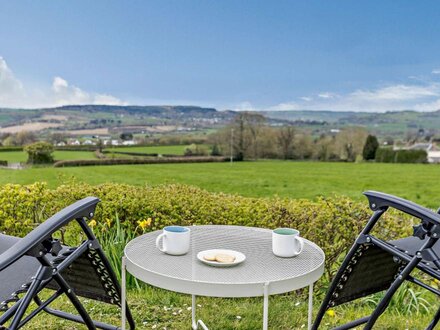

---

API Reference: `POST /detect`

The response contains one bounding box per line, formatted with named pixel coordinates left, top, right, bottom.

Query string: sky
left=1, top=1, right=440, bottom=112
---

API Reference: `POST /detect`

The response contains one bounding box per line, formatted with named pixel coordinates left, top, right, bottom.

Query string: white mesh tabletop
left=124, top=225, right=325, bottom=297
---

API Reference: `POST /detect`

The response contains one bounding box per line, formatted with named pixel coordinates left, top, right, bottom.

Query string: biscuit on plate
left=203, top=254, right=217, bottom=261
left=215, top=254, right=236, bottom=263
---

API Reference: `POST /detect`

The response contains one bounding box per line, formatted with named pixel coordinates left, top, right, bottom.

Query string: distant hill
left=0, top=105, right=237, bottom=135
left=1, top=105, right=440, bottom=139
left=259, top=109, right=440, bottom=138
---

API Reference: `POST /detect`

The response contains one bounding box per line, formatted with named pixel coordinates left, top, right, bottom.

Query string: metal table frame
left=121, top=225, right=324, bottom=330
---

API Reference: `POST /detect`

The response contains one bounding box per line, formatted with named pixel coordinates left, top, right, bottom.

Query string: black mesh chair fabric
left=313, top=191, right=440, bottom=330
left=327, top=243, right=401, bottom=307
left=0, top=197, right=135, bottom=330
left=0, top=234, right=39, bottom=304
left=0, top=234, right=119, bottom=307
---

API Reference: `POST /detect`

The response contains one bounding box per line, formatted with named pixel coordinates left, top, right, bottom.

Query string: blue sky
left=1, top=1, right=440, bottom=111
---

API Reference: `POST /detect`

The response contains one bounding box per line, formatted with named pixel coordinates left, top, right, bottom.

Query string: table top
left=124, top=225, right=325, bottom=297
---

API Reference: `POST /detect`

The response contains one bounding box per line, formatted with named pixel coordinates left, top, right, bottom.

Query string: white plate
left=197, top=249, right=246, bottom=267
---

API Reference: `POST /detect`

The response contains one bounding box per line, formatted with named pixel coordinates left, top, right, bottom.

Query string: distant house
left=83, top=139, right=95, bottom=145
left=428, top=151, right=440, bottom=163
left=122, top=140, right=136, bottom=146
left=408, top=143, right=433, bottom=151
left=397, top=143, right=440, bottom=163
left=111, top=139, right=119, bottom=146
left=69, top=139, right=81, bottom=146
left=56, top=141, right=66, bottom=147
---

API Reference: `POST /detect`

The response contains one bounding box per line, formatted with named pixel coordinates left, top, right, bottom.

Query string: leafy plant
left=362, top=282, right=434, bottom=315
left=95, top=213, right=143, bottom=290
left=24, top=141, right=54, bottom=164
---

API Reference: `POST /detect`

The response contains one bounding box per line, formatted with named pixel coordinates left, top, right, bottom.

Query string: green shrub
left=375, top=148, right=427, bottom=163
left=184, top=144, right=208, bottom=156
left=362, top=135, right=379, bottom=160
left=24, top=142, right=54, bottom=164
left=0, top=182, right=414, bottom=282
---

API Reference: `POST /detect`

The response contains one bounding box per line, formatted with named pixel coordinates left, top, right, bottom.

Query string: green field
left=1, top=161, right=439, bottom=207
left=0, top=150, right=97, bottom=163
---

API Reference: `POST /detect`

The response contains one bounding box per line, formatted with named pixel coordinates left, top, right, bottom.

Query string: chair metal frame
left=313, top=191, right=440, bottom=330
left=0, top=197, right=135, bottom=330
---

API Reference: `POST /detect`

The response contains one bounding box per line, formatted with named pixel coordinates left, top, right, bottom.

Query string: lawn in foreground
left=27, top=286, right=435, bottom=329
left=0, top=161, right=439, bottom=207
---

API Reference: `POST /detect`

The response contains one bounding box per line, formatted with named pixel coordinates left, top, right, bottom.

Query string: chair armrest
left=364, top=190, right=440, bottom=225
left=0, top=196, right=100, bottom=271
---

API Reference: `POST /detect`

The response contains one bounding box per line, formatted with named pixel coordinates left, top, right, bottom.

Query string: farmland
left=0, top=161, right=439, bottom=207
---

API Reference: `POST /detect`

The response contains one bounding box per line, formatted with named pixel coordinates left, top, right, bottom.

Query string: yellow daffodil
left=326, top=309, right=336, bottom=317
left=88, top=219, right=97, bottom=228
left=137, top=218, right=152, bottom=230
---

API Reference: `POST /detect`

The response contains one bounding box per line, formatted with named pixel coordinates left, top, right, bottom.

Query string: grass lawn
left=0, top=160, right=439, bottom=207
left=0, top=150, right=97, bottom=163
left=24, top=286, right=437, bottom=329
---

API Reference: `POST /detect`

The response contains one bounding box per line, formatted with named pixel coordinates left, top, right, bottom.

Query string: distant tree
left=210, top=143, right=221, bottom=156
left=277, top=126, right=295, bottom=159
left=96, top=139, right=104, bottom=153
left=362, top=135, right=379, bottom=160
left=24, top=142, right=54, bottom=164
left=15, top=131, right=37, bottom=146
left=231, top=112, right=265, bottom=160
left=184, top=144, right=208, bottom=156
left=334, top=127, right=368, bottom=162
left=49, top=132, right=67, bottom=144
left=120, top=132, right=133, bottom=141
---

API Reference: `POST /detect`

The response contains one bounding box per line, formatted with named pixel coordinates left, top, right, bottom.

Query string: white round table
left=121, top=225, right=325, bottom=330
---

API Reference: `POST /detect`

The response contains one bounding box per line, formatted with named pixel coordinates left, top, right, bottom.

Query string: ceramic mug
left=272, top=228, right=304, bottom=258
left=155, top=226, right=191, bottom=255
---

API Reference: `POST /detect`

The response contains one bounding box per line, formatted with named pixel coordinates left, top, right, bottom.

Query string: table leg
left=121, top=256, right=126, bottom=330
left=263, top=282, right=269, bottom=330
left=308, top=283, right=314, bottom=330
left=192, top=295, right=208, bottom=330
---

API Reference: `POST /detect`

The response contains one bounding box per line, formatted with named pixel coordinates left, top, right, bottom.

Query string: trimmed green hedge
left=0, top=182, right=414, bottom=280
left=53, top=156, right=228, bottom=167
left=375, top=148, right=427, bottom=163
left=0, top=146, right=23, bottom=152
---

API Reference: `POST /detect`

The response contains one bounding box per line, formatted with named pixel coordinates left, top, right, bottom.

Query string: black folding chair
left=313, top=191, right=440, bottom=330
left=0, top=197, right=135, bottom=329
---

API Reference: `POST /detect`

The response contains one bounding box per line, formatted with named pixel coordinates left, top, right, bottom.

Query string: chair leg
left=52, top=273, right=97, bottom=330
left=364, top=257, right=423, bottom=329
left=8, top=268, right=46, bottom=330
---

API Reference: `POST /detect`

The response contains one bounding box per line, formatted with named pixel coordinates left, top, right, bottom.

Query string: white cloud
left=300, top=96, right=313, bottom=102
left=0, top=57, right=125, bottom=108
left=432, top=69, right=440, bottom=75
left=318, top=92, right=337, bottom=99
left=268, top=83, right=440, bottom=112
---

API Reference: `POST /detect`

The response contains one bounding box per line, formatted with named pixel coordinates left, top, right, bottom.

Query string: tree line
left=208, top=112, right=372, bottom=162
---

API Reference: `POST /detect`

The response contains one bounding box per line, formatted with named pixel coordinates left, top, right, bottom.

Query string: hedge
left=0, top=147, right=23, bottom=152
left=53, top=156, right=229, bottom=167
left=375, top=148, right=427, bottom=163
left=0, top=182, right=414, bottom=280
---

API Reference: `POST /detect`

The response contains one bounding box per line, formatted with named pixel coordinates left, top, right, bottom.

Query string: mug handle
left=294, top=237, right=304, bottom=256
left=155, top=233, right=166, bottom=252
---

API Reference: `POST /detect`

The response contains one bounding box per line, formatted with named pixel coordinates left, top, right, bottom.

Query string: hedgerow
left=0, top=182, right=412, bottom=280
left=53, top=156, right=228, bottom=167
